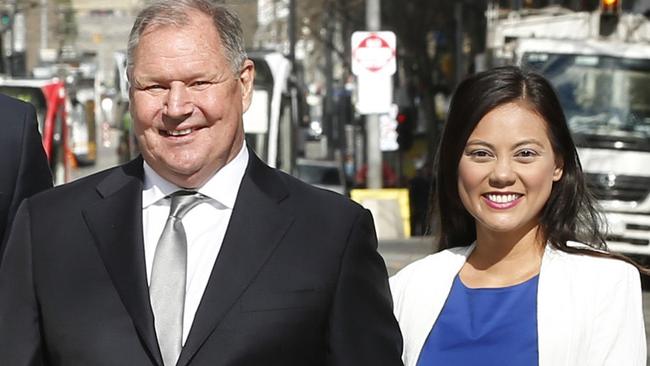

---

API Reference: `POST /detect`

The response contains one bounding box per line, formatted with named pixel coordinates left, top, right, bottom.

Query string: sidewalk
left=378, top=236, right=436, bottom=276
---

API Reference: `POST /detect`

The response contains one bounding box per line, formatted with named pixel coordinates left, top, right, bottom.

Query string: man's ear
left=239, top=59, right=255, bottom=113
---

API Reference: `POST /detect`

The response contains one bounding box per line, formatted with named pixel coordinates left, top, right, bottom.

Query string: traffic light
left=396, top=107, right=416, bottom=151
left=0, top=11, right=10, bottom=28
left=601, top=0, right=620, bottom=13
left=599, top=0, right=620, bottom=36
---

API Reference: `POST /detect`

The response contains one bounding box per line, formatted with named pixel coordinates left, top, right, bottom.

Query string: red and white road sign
left=351, top=31, right=396, bottom=76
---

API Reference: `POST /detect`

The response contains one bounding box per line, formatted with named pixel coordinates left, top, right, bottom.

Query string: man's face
left=130, top=11, right=254, bottom=188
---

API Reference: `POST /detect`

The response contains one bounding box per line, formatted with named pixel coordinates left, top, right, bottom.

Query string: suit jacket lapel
left=178, top=153, right=294, bottom=366
left=82, top=158, right=163, bottom=366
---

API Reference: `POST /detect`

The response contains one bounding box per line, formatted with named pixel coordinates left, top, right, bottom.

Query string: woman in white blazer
left=391, top=66, right=646, bottom=366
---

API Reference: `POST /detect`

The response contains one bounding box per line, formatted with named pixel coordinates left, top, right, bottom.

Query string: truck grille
left=606, top=235, right=650, bottom=246
left=585, top=173, right=650, bottom=202
left=574, top=133, right=650, bottom=153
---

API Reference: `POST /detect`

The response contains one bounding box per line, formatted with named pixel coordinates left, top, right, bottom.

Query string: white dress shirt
left=142, top=145, right=248, bottom=344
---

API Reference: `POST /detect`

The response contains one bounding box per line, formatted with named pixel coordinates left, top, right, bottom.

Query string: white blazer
left=390, top=243, right=646, bottom=366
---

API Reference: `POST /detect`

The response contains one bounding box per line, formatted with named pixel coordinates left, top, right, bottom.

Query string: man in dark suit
left=0, top=93, right=52, bottom=255
left=0, top=1, right=403, bottom=365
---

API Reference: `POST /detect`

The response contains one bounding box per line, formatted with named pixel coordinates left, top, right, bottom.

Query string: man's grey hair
left=126, top=0, right=247, bottom=80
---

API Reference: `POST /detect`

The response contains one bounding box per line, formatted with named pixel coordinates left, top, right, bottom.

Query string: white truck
left=485, top=2, right=650, bottom=259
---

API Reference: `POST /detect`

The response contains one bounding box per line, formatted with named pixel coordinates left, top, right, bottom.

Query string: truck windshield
left=522, top=53, right=650, bottom=151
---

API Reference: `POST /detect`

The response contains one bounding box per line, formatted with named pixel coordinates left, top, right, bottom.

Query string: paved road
left=379, top=237, right=435, bottom=276
left=71, top=125, right=121, bottom=181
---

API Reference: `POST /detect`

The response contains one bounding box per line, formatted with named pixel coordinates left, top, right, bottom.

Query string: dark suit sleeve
left=328, top=209, right=403, bottom=365
left=10, top=103, right=53, bottom=219
left=0, top=201, right=45, bottom=365
left=1, top=103, right=52, bottom=249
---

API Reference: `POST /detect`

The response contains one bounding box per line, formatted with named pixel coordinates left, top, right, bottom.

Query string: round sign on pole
left=351, top=31, right=396, bottom=76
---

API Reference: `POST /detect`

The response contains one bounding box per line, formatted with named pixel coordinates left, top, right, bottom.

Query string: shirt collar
left=142, top=144, right=249, bottom=209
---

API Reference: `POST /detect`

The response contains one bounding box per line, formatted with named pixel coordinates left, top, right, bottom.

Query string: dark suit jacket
left=0, top=152, right=403, bottom=366
left=0, top=93, right=52, bottom=255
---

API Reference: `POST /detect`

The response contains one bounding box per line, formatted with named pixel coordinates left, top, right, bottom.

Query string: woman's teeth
left=486, top=194, right=520, bottom=203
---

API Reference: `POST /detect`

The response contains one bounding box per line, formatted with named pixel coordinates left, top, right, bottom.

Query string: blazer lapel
left=82, top=158, right=163, bottom=366
left=178, top=153, right=294, bottom=366
left=401, top=245, right=473, bottom=366
left=537, top=245, right=575, bottom=366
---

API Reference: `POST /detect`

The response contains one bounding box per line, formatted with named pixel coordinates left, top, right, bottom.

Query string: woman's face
left=457, top=102, right=563, bottom=237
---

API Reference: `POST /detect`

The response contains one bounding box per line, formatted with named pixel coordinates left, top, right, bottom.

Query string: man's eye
left=190, top=81, right=212, bottom=88
left=142, top=84, right=166, bottom=91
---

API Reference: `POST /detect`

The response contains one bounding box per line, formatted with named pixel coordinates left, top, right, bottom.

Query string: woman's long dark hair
left=432, top=66, right=647, bottom=273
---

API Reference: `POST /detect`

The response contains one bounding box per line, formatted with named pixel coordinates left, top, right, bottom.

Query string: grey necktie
left=150, top=190, right=208, bottom=366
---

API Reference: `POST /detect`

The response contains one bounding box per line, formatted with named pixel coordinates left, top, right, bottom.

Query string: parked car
left=294, top=158, right=347, bottom=195
left=0, top=78, right=74, bottom=185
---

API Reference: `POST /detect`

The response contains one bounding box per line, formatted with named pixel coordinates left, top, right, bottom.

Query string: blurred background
left=2, top=0, right=650, bottom=248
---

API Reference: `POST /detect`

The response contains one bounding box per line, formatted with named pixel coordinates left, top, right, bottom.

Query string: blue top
left=416, top=274, right=539, bottom=366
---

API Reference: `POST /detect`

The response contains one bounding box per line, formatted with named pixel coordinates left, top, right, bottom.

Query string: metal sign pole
left=365, top=0, right=382, bottom=189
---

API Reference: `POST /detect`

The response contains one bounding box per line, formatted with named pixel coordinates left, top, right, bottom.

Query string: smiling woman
left=390, top=66, right=647, bottom=366
left=457, top=102, right=563, bottom=251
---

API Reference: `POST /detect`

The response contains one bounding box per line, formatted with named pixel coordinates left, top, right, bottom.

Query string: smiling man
left=0, top=1, right=403, bottom=365
left=128, top=5, right=251, bottom=190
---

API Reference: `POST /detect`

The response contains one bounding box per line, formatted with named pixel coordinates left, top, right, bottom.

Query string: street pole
left=325, top=4, right=334, bottom=158
left=365, top=0, right=382, bottom=189
left=41, top=0, right=48, bottom=50
left=454, top=2, right=464, bottom=87
left=288, top=0, right=298, bottom=172
left=3, top=0, right=18, bottom=76
left=288, top=0, right=296, bottom=66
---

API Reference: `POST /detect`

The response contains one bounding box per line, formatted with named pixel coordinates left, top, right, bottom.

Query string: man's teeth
left=486, top=194, right=520, bottom=203
left=167, top=128, right=192, bottom=136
